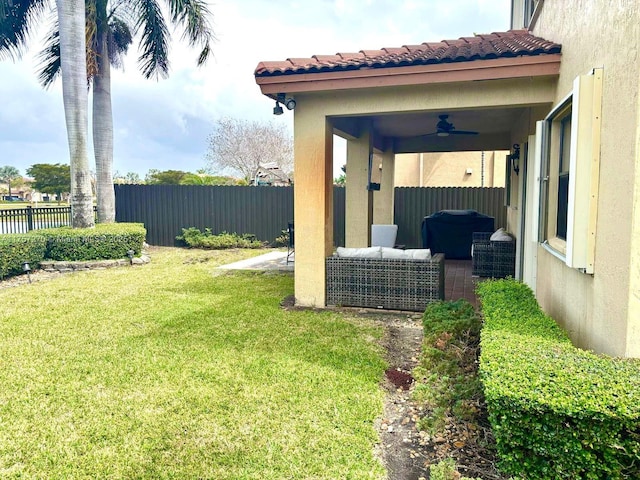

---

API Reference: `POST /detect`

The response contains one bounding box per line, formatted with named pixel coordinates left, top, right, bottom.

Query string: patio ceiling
left=331, top=106, right=530, bottom=153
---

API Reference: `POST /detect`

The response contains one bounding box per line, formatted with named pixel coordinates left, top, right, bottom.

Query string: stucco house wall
left=394, top=151, right=507, bottom=187
left=522, top=1, right=640, bottom=357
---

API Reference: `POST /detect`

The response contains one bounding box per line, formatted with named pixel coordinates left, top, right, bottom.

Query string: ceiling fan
left=425, top=114, right=479, bottom=137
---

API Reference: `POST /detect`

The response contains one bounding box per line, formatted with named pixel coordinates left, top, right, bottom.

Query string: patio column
left=293, top=111, right=333, bottom=308
left=345, top=124, right=373, bottom=247
left=374, top=148, right=395, bottom=225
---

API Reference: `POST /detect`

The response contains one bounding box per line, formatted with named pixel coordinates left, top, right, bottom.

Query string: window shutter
left=565, top=69, right=602, bottom=273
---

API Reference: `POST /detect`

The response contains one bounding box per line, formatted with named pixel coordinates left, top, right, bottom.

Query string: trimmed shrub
left=0, top=234, right=47, bottom=279
left=176, top=228, right=264, bottom=249
left=413, top=300, right=483, bottom=433
left=477, top=279, right=640, bottom=480
left=32, top=223, right=146, bottom=261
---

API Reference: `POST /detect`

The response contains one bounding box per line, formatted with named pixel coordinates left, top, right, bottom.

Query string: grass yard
left=0, top=248, right=387, bottom=479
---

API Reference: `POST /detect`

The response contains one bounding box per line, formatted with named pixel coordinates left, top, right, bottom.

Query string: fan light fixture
left=426, top=114, right=479, bottom=137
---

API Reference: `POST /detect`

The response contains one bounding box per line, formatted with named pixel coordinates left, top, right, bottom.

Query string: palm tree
left=0, top=166, right=22, bottom=198
left=38, top=0, right=213, bottom=222
left=2, top=0, right=213, bottom=223
left=2, top=0, right=94, bottom=227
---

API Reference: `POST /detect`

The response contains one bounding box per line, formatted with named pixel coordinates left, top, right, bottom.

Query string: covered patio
left=254, top=30, right=561, bottom=310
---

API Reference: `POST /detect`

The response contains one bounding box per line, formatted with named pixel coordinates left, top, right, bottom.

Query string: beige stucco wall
left=395, top=151, right=507, bottom=187
left=528, top=0, right=640, bottom=357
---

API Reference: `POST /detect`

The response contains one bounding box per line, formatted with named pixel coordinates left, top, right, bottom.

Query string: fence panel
left=114, top=185, right=501, bottom=248
left=115, top=185, right=294, bottom=246
left=394, top=187, right=506, bottom=248
left=115, top=185, right=348, bottom=247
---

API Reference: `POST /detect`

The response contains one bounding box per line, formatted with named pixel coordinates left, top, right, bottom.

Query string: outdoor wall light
left=22, top=261, right=31, bottom=283
left=273, top=94, right=295, bottom=115
left=127, top=250, right=135, bottom=265
left=509, top=144, right=521, bottom=175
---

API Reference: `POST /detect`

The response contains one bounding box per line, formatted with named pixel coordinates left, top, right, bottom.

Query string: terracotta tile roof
left=255, top=30, right=561, bottom=77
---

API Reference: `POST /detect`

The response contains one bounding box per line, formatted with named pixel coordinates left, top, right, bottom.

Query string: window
left=542, top=99, right=571, bottom=253
left=539, top=69, right=602, bottom=273
left=523, top=0, right=542, bottom=29
left=556, top=111, right=571, bottom=240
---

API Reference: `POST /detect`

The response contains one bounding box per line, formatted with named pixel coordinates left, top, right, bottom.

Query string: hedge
left=0, top=234, right=47, bottom=279
left=30, top=223, right=146, bottom=261
left=477, top=279, right=640, bottom=479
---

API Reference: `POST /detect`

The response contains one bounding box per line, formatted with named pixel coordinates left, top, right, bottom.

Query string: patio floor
left=444, top=259, right=482, bottom=308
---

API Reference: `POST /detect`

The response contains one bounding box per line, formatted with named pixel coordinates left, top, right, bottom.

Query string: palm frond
left=35, top=23, right=60, bottom=88
left=167, top=0, right=214, bottom=66
left=107, top=15, right=132, bottom=69
left=0, top=0, right=49, bottom=60
left=132, top=0, right=169, bottom=79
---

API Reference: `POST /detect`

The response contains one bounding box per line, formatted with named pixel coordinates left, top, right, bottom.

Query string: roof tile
left=255, top=30, right=561, bottom=77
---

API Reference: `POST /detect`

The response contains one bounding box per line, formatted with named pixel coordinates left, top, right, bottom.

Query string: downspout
left=481, top=151, right=485, bottom=187
left=419, top=153, right=424, bottom=187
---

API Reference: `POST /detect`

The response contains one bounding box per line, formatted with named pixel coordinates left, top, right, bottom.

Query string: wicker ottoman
left=326, top=253, right=445, bottom=311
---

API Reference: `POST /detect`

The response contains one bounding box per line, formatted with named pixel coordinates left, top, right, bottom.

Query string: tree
left=113, top=171, right=142, bottom=184
left=145, top=169, right=189, bottom=185
left=26, top=163, right=71, bottom=202
left=1, top=0, right=214, bottom=223
left=205, top=117, right=293, bottom=183
left=180, top=173, right=241, bottom=186
left=0, top=166, right=22, bottom=197
left=334, top=164, right=346, bottom=186
left=56, top=0, right=94, bottom=226
left=37, top=0, right=214, bottom=223
left=2, top=0, right=94, bottom=227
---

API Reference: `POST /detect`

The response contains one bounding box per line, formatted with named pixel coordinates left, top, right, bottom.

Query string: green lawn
left=0, top=248, right=387, bottom=479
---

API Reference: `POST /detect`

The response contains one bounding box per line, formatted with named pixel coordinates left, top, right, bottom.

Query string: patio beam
left=345, top=123, right=374, bottom=247
left=374, top=148, right=395, bottom=225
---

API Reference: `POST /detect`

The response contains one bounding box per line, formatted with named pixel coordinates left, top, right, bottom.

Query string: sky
left=0, top=0, right=511, bottom=181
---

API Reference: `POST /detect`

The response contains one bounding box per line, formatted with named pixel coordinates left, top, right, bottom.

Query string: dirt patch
left=347, top=310, right=506, bottom=480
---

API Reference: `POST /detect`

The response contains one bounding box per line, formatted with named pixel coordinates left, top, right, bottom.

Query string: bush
left=32, top=223, right=146, bottom=261
left=176, top=228, right=264, bottom=249
left=0, top=234, right=47, bottom=279
left=477, top=279, right=640, bottom=480
left=430, top=458, right=480, bottom=480
left=413, top=300, right=482, bottom=434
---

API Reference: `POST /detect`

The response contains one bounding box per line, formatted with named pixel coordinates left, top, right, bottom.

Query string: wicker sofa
left=471, top=231, right=516, bottom=278
left=326, top=250, right=445, bottom=312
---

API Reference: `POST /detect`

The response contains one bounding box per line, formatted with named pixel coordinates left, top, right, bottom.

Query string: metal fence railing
left=0, top=206, right=98, bottom=234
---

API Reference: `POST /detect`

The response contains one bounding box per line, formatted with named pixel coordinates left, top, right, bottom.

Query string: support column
left=293, top=111, right=333, bottom=308
left=345, top=123, right=373, bottom=247
left=374, top=148, right=395, bottom=224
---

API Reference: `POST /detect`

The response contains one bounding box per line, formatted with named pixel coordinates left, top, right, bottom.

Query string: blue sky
left=0, top=0, right=511, bottom=180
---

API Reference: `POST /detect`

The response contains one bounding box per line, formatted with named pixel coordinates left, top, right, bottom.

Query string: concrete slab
left=218, top=250, right=294, bottom=272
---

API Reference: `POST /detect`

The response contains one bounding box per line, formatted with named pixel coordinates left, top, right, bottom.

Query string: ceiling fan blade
left=449, top=130, right=478, bottom=135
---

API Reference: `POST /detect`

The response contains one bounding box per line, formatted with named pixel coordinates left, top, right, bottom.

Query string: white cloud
left=0, top=0, right=510, bottom=178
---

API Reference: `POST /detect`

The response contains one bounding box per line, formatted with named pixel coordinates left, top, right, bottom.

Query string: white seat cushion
left=490, top=228, right=513, bottom=242
left=336, top=246, right=382, bottom=259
